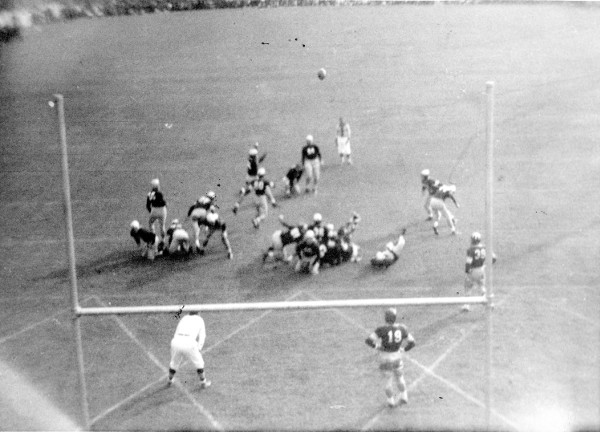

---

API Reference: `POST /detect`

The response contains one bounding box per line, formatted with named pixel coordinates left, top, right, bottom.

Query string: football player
left=186, top=191, right=217, bottom=250
left=294, top=230, right=321, bottom=275
left=301, top=135, right=322, bottom=195
left=164, top=219, right=191, bottom=256
left=430, top=180, right=457, bottom=235
left=251, top=167, right=277, bottom=229
left=263, top=215, right=307, bottom=263
left=197, top=212, right=233, bottom=259
left=282, top=163, right=304, bottom=197
left=233, top=144, right=266, bottom=214
left=146, top=178, right=168, bottom=245
left=462, top=231, right=487, bottom=312
left=365, top=308, right=416, bottom=407
left=371, top=228, right=407, bottom=268
left=308, top=212, right=325, bottom=241
left=130, top=220, right=159, bottom=261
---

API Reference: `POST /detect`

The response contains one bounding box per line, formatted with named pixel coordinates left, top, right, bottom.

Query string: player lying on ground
left=371, top=228, right=407, bottom=268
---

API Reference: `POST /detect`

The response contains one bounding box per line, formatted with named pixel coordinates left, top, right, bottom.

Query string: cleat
left=387, top=398, right=397, bottom=407
left=461, top=304, right=470, bottom=312
left=167, top=378, right=173, bottom=386
left=252, top=218, right=259, bottom=229
left=227, top=251, right=233, bottom=260
left=399, top=397, right=408, bottom=406
left=426, top=216, right=433, bottom=221
left=200, top=380, right=211, bottom=389
left=232, top=203, right=239, bottom=215
left=198, top=249, right=205, bottom=256
left=451, top=230, right=457, bottom=235
left=433, top=227, right=439, bottom=235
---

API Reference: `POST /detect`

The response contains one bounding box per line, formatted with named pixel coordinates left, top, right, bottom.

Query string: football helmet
left=151, top=178, right=160, bottom=189
left=130, top=220, right=140, bottom=230
left=258, top=167, right=266, bottom=177
left=306, top=135, right=314, bottom=144
left=384, top=307, right=397, bottom=324
left=249, top=148, right=258, bottom=156
left=207, top=191, right=216, bottom=200
left=420, top=169, right=430, bottom=177
left=304, top=230, right=315, bottom=240
left=471, top=232, right=482, bottom=244
left=313, top=213, right=322, bottom=223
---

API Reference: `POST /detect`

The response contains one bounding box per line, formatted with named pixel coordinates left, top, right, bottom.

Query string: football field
left=0, top=3, right=599, bottom=431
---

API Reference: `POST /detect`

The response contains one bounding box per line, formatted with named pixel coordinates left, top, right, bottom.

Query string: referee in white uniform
left=168, top=311, right=211, bottom=388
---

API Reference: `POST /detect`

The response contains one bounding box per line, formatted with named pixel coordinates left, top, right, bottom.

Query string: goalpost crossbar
left=77, top=296, right=489, bottom=316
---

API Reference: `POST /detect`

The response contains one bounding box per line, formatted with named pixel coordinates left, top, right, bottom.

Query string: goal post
left=54, top=82, right=496, bottom=430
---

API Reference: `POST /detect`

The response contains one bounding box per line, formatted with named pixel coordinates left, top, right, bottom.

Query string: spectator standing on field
left=146, top=178, right=167, bottom=246
left=335, top=117, right=352, bottom=165
left=301, top=135, right=322, bottom=195
left=168, top=311, right=211, bottom=389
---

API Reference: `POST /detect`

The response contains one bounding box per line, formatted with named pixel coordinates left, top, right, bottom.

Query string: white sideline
left=0, top=360, right=81, bottom=431
left=90, top=291, right=304, bottom=428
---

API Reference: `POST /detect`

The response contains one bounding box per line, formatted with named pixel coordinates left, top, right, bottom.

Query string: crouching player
left=365, top=308, right=416, bottom=407
left=130, top=220, right=159, bottom=261
left=164, top=219, right=191, bottom=256
left=371, top=228, right=407, bottom=268
left=187, top=191, right=217, bottom=250
left=263, top=215, right=306, bottom=263
left=282, top=164, right=303, bottom=197
left=294, top=230, right=321, bottom=275
left=198, top=212, right=233, bottom=259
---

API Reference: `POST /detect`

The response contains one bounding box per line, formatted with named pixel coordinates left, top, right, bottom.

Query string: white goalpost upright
left=53, top=82, right=495, bottom=431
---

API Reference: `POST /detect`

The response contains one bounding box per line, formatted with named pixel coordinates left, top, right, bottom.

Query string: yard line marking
left=303, top=294, right=520, bottom=432
left=91, top=296, right=224, bottom=431
left=203, top=290, right=305, bottom=354
left=537, top=297, right=600, bottom=328
left=0, top=297, right=94, bottom=346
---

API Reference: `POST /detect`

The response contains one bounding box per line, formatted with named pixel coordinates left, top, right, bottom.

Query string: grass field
left=0, top=3, right=599, bottom=431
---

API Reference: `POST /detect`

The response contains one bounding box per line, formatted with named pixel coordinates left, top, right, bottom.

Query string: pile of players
left=263, top=211, right=361, bottom=275
left=130, top=179, right=233, bottom=261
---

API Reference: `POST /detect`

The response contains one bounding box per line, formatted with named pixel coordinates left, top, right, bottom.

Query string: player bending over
left=130, top=220, right=159, bottom=261
left=371, top=228, right=407, bottom=268
left=282, top=163, right=304, bottom=197
left=294, top=230, right=321, bottom=275
left=263, top=215, right=307, bottom=263
left=186, top=191, right=217, bottom=250
left=198, top=212, right=233, bottom=259
left=365, top=308, right=416, bottom=407
left=164, top=219, right=191, bottom=256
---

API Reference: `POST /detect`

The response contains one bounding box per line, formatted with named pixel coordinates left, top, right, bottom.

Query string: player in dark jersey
left=365, top=308, right=416, bottom=407
left=250, top=167, right=277, bottom=229
left=130, top=220, right=159, bottom=261
left=282, top=164, right=304, bottom=197
left=308, top=212, right=325, bottom=241
left=301, top=135, right=322, bottom=195
left=263, top=215, right=307, bottom=263
left=294, top=230, right=321, bottom=275
left=186, top=191, right=217, bottom=250
left=462, top=231, right=487, bottom=312
left=146, top=178, right=168, bottom=245
left=197, top=212, right=233, bottom=259
left=233, top=145, right=267, bottom=214
left=319, top=227, right=342, bottom=267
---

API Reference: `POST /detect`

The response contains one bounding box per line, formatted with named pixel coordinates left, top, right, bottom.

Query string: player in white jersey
left=168, top=311, right=211, bottom=388
left=335, top=117, right=352, bottom=165
left=371, top=228, right=407, bottom=268
left=429, top=180, right=457, bottom=235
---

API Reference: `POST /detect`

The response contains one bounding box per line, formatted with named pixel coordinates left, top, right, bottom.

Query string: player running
left=429, top=180, right=457, bottom=235
left=462, top=231, right=488, bottom=312
left=146, top=178, right=167, bottom=246
left=365, top=308, right=416, bottom=407
left=197, top=212, right=233, bottom=259
left=251, top=167, right=277, bottom=229
left=233, top=144, right=266, bottom=214
left=301, top=135, right=322, bottom=195
left=130, top=220, right=159, bottom=261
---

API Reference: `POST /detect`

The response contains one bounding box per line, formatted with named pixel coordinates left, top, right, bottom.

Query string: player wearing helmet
left=146, top=178, right=168, bottom=246
left=462, top=231, right=487, bottom=312
left=371, top=228, right=407, bottom=268
left=335, top=117, right=352, bottom=165
left=420, top=169, right=435, bottom=220
left=263, top=215, right=307, bottom=263
left=164, top=219, right=191, bottom=256
left=248, top=167, right=277, bottom=229
left=130, top=220, right=159, bottom=261
left=294, top=230, right=321, bottom=275
left=365, top=308, right=416, bottom=407
left=301, top=135, right=322, bottom=195
left=197, top=212, right=233, bottom=259
left=308, top=212, right=325, bottom=241
left=233, top=144, right=267, bottom=214
left=186, top=192, right=217, bottom=250
left=282, top=163, right=304, bottom=197
left=429, top=180, right=457, bottom=235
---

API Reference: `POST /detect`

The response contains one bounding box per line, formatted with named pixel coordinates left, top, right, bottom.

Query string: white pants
left=169, top=335, right=205, bottom=370
left=169, top=229, right=190, bottom=254
left=336, top=136, right=351, bottom=156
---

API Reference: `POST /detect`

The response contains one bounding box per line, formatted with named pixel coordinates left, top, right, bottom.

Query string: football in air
left=317, top=68, right=326, bottom=80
